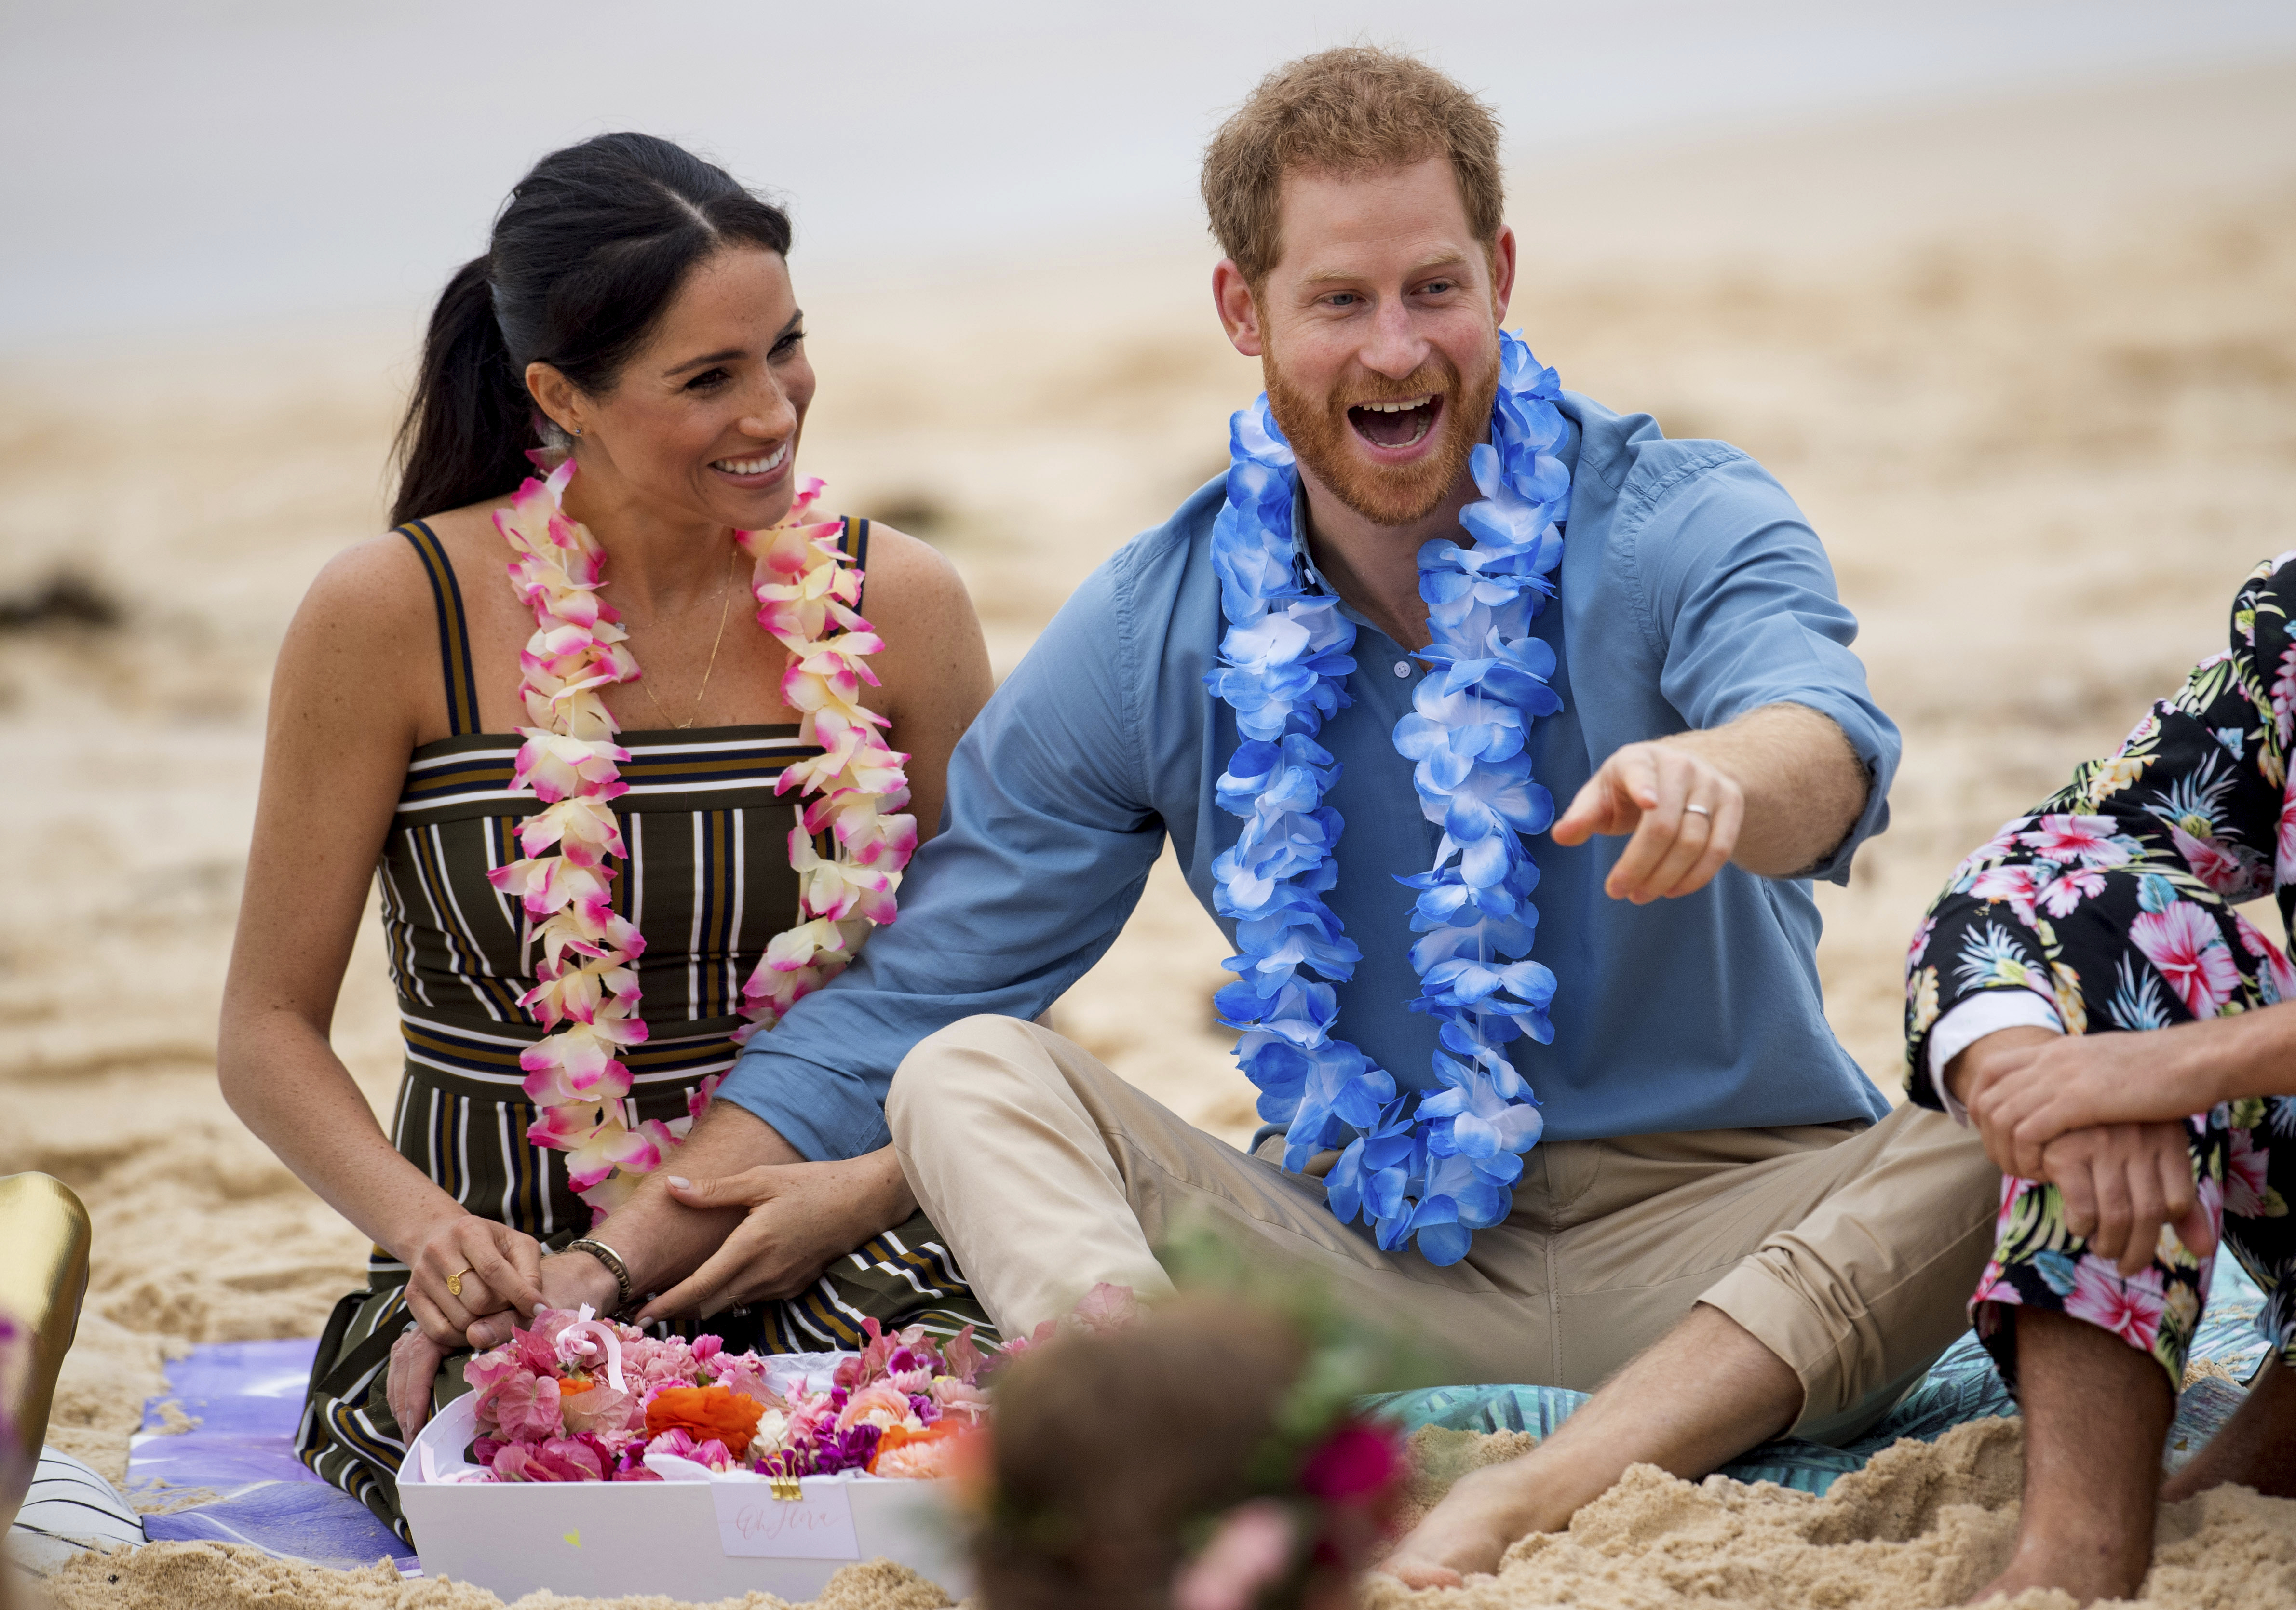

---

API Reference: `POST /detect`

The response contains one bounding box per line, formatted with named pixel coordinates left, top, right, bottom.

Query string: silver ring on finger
left=1684, top=803, right=1713, bottom=819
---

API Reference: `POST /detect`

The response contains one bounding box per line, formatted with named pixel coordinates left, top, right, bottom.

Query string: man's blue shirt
left=723, top=392, right=1899, bottom=1160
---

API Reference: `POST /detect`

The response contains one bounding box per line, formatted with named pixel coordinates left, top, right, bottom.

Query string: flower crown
left=1169, top=1344, right=1407, bottom=1610
left=972, top=1257, right=1419, bottom=1610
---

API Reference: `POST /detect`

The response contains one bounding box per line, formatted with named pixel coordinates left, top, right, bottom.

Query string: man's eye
left=1422, top=280, right=1455, bottom=295
left=1325, top=292, right=1359, bottom=308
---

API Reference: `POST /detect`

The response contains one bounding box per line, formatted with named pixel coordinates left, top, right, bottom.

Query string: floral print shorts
left=1973, top=1096, right=2296, bottom=1390
left=1904, top=550, right=2296, bottom=1389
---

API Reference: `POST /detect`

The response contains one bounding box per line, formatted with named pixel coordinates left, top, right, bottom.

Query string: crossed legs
left=891, top=1014, right=2003, bottom=1583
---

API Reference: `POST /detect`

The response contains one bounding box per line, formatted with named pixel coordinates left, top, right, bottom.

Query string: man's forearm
left=581, top=1102, right=803, bottom=1295
left=2152, top=999, right=2296, bottom=1107
left=1667, top=703, right=1865, bottom=877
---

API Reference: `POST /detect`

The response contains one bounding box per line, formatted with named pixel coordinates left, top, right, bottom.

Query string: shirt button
left=1393, top=660, right=1412, bottom=678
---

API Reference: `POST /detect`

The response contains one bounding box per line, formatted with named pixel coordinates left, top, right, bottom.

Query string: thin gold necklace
left=624, top=546, right=738, bottom=731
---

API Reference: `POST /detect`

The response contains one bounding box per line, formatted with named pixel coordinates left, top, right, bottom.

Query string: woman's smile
left=708, top=439, right=791, bottom=489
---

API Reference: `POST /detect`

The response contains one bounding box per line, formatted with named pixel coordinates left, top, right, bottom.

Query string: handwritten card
left=712, top=1477, right=861, bottom=1560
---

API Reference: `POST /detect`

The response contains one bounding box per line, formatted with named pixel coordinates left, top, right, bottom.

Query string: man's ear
left=1212, top=259, right=1264, bottom=358
left=1489, top=224, right=1517, bottom=324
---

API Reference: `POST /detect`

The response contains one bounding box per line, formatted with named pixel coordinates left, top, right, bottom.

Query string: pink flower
left=2278, top=791, right=2296, bottom=888
left=1297, top=1424, right=1401, bottom=1501
left=2064, top=1258, right=2166, bottom=1352
left=1968, top=866, right=2041, bottom=926
left=1971, top=1259, right=2019, bottom=1309
left=836, top=1381, right=919, bottom=1433
left=462, top=1349, right=523, bottom=1398
left=487, top=1372, right=565, bottom=1440
left=931, top=1377, right=991, bottom=1423
left=1172, top=1500, right=1297, bottom=1610
left=1904, top=915, right=1937, bottom=979
left=2129, top=902, right=2243, bottom=1019
left=645, top=1427, right=736, bottom=1470
left=2233, top=914, right=2296, bottom=1004
left=558, top=1383, right=640, bottom=1438
left=2226, top=1129, right=2273, bottom=1219
left=942, top=1326, right=989, bottom=1385
left=2036, top=869, right=2106, bottom=917
left=2166, top=822, right=2264, bottom=899
left=2020, top=815, right=2134, bottom=869
left=1071, top=1283, right=1142, bottom=1333
left=492, top=1435, right=607, bottom=1482
left=871, top=1435, right=962, bottom=1479
left=686, top=1074, right=723, bottom=1126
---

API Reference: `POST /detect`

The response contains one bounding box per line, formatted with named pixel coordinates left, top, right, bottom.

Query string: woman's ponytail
left=389, top=255, right=532, bottom=528
left=388, top=134, right=794, bottom=528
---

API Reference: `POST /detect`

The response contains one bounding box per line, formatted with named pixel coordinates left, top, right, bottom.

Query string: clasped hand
left=387, top=1152, right=901, bottom=1435
left=1958, top=1029, right=2218, bottom=1278
left=634, top=1158, right=881, bottom=1324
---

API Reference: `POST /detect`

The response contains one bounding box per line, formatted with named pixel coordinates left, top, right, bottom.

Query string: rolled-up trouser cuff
left=1697, top=1106, right=2001, bottom=1444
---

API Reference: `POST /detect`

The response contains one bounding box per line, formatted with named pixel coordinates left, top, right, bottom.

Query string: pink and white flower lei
left=486, top=458, right=914, bottom=1216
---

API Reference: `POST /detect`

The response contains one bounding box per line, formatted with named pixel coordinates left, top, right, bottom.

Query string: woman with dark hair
left=218, top=132, right=996, bottom=1535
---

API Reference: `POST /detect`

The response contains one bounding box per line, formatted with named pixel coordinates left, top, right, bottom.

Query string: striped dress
left=297, top=517, right=989, bottom=1539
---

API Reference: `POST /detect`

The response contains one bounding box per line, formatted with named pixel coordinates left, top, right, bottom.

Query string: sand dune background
left=6, top=57, right=2296, bottom=1609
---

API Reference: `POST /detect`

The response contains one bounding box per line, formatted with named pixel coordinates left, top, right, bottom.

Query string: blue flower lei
left=1205, top=331, right=1571, bottom=1266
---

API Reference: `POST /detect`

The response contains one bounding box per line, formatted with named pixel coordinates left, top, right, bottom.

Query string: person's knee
left=886, top=1013, right=1047, bottom=1140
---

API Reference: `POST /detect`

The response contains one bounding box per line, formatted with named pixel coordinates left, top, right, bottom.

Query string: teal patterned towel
left=1362, top=1257, right=2267, bottom=1495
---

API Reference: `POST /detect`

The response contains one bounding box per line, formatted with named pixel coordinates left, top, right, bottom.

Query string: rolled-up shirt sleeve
left=1636, top=452, right=1899, bottom=885
left=716, top=552, right=1165, bottom=1159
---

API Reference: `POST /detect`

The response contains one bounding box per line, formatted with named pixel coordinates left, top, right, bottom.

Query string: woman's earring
left=568, top=423, right=584, bottom=438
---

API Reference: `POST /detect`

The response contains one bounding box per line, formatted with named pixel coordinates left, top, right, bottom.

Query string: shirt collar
left=1285, top=475, right=1339, bottom=598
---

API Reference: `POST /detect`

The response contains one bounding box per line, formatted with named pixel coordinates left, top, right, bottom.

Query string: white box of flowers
left=399, top=1309, right=978, bottom=1601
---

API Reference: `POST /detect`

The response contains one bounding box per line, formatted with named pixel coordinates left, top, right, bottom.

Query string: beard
left=1264, top=339, right=1500, bottom=529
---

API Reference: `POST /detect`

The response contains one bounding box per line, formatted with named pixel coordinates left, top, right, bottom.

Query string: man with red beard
left=504, top=46, right=2003, bottom=1587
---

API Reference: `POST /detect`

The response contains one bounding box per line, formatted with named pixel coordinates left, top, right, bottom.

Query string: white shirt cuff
left=1927, top=991, right=2065, bottom=1123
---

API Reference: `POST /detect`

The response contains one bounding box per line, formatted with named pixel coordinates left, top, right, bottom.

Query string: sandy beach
left=7, top=56, right=2296, bottom=1609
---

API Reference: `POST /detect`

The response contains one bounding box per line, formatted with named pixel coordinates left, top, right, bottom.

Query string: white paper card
left=712, top=1478, right=861, bottom=1559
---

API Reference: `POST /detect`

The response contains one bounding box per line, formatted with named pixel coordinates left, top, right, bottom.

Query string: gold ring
left=447, top=1267, right=472, bottom=1299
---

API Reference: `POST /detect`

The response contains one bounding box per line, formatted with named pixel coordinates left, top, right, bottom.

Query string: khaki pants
left=887, top=1016, right=2001, bottom=1443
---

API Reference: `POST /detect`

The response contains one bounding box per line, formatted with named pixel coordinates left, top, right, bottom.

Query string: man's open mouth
left=1347, top=393, right=1441, bottom=451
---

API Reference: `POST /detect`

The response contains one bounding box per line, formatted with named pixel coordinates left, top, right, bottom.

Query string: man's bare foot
left=1379, top=1463, right=1543, bottom=1589
left=1967, top=1527, right=2152, bottom=1607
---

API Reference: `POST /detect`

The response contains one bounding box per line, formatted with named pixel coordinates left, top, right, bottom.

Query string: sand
left=7, top=57, right=2296, bottom=1610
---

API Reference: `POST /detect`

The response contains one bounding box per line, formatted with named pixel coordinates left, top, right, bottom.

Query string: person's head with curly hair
left=968, top=1291, right=1412, bottom=1610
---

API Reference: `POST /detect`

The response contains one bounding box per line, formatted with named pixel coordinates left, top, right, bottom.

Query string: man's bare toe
left=1378, top=1553, right=1467, bottom=1590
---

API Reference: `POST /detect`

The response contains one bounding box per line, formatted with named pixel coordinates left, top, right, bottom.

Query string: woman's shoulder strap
left=840, top=515, right=871, bottom=608
left=396, top=520, right=485, bottom=737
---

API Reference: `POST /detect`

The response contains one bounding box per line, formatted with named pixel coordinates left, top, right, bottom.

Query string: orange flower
left=646, top=1386, right=766, bottom=1457
left=868, top=1420, right=967, bottom=1478
left=558, top=1373, right=595, bottom=1396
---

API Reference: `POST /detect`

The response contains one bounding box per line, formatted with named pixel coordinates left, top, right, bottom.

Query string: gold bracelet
left=564, top=1236, right=633, bottom=1313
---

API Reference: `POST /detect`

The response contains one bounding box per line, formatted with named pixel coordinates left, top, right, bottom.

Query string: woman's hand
left=1969, top=1029, right=2220, bottom=1181
left=2039, top=1122, right=2216, bottom=1277
left=402, top=1213, right=546, bottom=1348
left=388, top=1326, right=448, bottom=1440
left=464, top=1250, right=621, bottom=1351
left=635, top=1153, right=911, bottom=1324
